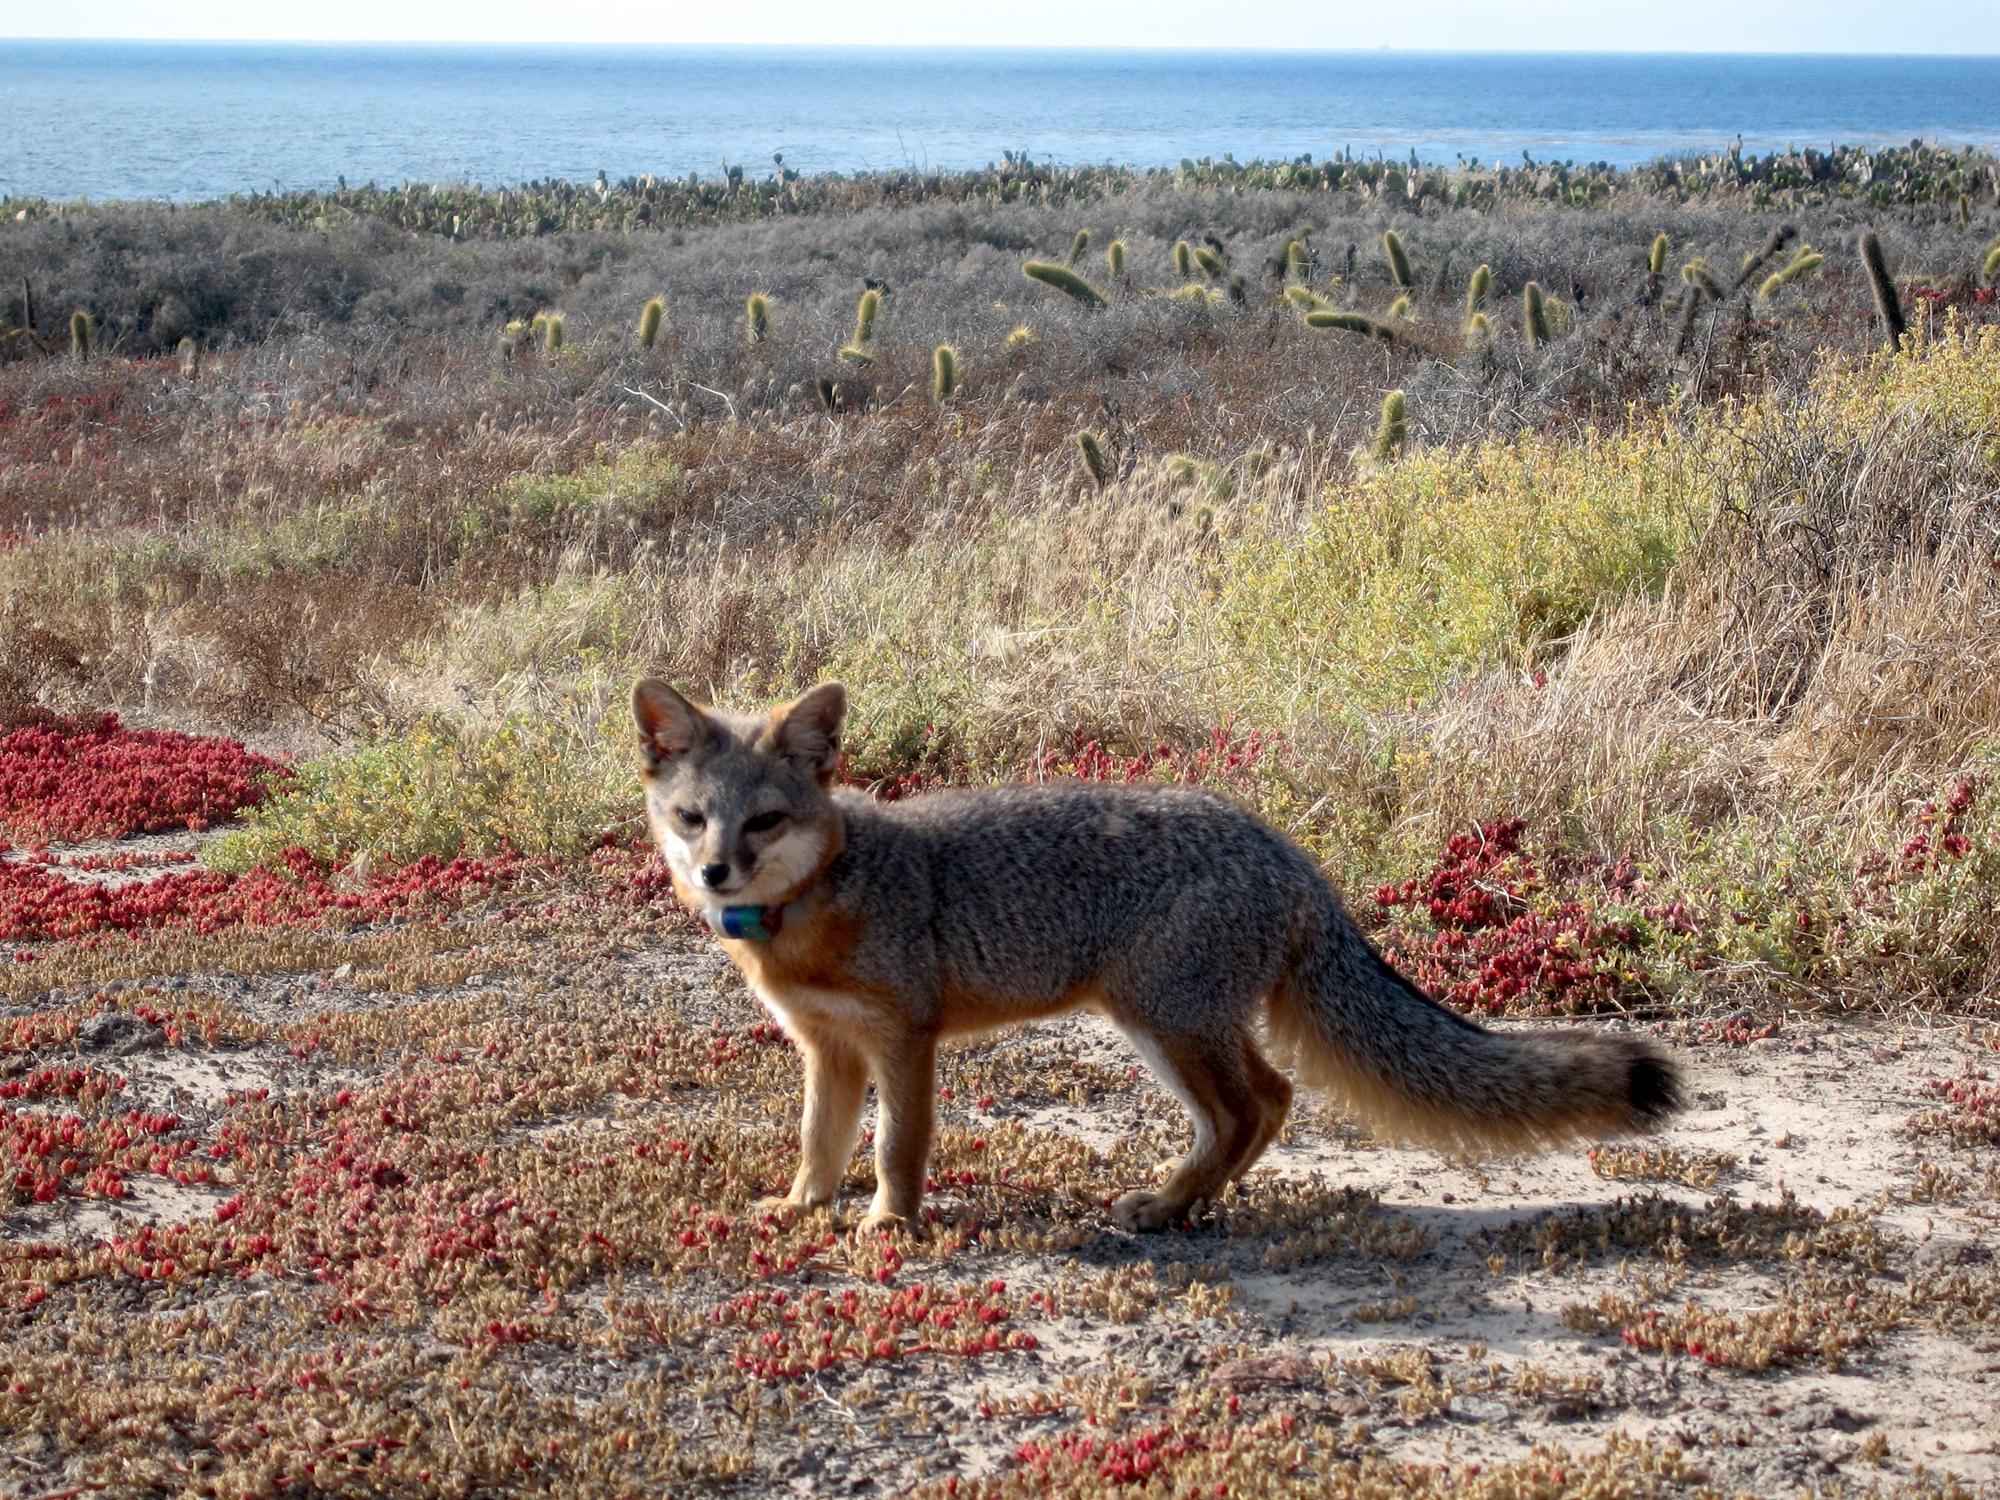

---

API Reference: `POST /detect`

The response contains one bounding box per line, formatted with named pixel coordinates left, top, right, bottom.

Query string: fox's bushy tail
left=1265, top=890, right=1681, bottom=1154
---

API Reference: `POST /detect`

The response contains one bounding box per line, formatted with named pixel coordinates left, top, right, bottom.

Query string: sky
left=8, top=0, right=1998, bottom=54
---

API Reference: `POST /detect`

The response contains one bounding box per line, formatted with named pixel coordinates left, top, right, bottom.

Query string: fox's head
left=632, top=679, right=846, bottom=910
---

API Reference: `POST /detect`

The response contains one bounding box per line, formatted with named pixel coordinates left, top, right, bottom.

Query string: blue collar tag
left=711, top=904, right=782, bottom=941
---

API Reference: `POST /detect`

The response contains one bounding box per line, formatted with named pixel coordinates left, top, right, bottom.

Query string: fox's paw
left=754, top=1194, right=808, bottom=1224
left=854, top=1209, right=913, bottom=1237
left=1110, top=1189, right=1194, bottom=1233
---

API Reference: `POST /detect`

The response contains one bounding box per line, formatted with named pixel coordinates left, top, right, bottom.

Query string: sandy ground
left=5, top=863, right=1999, bottom=1495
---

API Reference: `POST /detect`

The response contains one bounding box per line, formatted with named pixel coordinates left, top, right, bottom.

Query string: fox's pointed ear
left=769, top=682, right=846, bottom=784
left=633, top=679, right=706, bottom=772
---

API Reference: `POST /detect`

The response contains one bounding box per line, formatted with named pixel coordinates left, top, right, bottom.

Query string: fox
left=633, top=678, right=1682, bottom=1235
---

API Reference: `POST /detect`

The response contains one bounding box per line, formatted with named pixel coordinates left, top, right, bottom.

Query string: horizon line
left=7, top=37, right=2000, bottom=59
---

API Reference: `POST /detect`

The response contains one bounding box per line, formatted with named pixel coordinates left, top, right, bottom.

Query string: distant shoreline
left=6, top=45, right=2000, bottom=201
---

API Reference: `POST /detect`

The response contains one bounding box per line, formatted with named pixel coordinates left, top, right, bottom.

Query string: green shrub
left=208, top=712, right=631, bottom=871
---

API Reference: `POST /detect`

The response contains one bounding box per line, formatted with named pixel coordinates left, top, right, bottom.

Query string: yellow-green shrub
left=1218, top=423, right=1700, bottom=713
left=207, top=712, right=632, bottom=871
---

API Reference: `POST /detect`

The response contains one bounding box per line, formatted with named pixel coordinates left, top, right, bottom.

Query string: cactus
left=1002, top=324, right=1035, bottom=351
left=1022, top=261, right=1108, bottom=309
left=1983, top=243, right=2000, bottom=283
left=1286, top=238, right=1314, bottom=281
left=1648, top=234, right=1669, bottom=277
left=1680, top=259, right=1725, bottom=302
left=1170, top=285, right=1224, bottom=307
left=1283, top=285, right=1331, bottom=314
left=1172, top=240, right=1194, bottom=280
left=1372, top=389, right=1407, bottom=462
left=746, top=292, right=770, bottom=345
left=1383, top=229, right=1412, bottom=289
left=69, top=310, right=93, bottom=361
left=1075, top=430, right=1109, bottom=488
left=500, top=319, right=527, bottom=359
left=1066, top=229, right=1092, bottom=267
left=814, top=377, right=836, bottom=413
left=932, top=345, right=958, bottom=404
left=1733, top=224, right=1797, bottom=292
left=1522, top=282, right=1550, bottom=346
left=637, top=297, right=665, bottom=349
left=1386, top=294, right=1412, bottom=325
left=1464, top=263, right=1491, bottom=326
left=1673, top=289, right=1703, bottom=356
left=1757, top=248, right=1825, bottom=299
left=1192, top=245, right=1228, bottom=281
left=848, top=288, right=881, bottom=351
left=176, top=336, right=200, bottom=377
left=1860, top=231, right=1905, bottom=347
left=1464, top=311, right=1493, bottom=347
left=543, top=313, right=565, bottom=353
left=1105, top=239, right=1126, bottom=280
left=1305, top=309, right=1395, bottom=341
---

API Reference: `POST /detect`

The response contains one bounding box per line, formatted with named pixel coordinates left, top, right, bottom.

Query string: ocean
left=4, top=42, right=2000, bottom=202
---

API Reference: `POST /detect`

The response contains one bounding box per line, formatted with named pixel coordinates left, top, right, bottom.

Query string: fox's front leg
left=858, top=1031, right=937, bottom=1235
left=774, top=1037, right=868, bottom=1213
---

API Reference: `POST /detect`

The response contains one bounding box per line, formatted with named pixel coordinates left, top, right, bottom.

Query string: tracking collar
left=706, top=904, right=784, bottom=942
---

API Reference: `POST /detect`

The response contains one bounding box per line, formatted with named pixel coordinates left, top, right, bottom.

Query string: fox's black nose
left=700, top=863, right=731, bottom=889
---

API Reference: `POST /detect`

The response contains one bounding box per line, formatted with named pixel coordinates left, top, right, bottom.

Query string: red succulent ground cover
left=0, top=713, right=286, bottom=846
left=0, top=847, right=523, bottom=949
left=1372, top=818, right=1648, bottom=1017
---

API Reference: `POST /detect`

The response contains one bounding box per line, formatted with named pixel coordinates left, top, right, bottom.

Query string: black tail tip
left=1627, top=1049, right=1684, bottom=1125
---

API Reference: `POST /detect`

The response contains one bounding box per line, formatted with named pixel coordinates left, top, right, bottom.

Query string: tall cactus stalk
left=1306, top=309, right=1396, bottom=341
left=1732, top=224, right=1797, bottom=293
left=637, top=297, right=665, bottom=349
left=746, top=292, right=771, bottom=345
left=70, top=310, right=94, bottom=361
left=1372, top=389, right=1407, bottom=462
left=1464, top=263, right=1491, bottom=328
left=1383, top=229, right=1413, bottom=290
left=1022, top=261, right=1108, bottom=309
left=1522, top=282, right=1550, bottom=346
left=931, top=345, right=958, bottom=404
left=542, top=313, right=565, bottom=353
left=1646, top=233, right=1669, bottom=303
left=1065, top=229, right=1092, bottom=267
left=1860, top=231, right=1906, bottom=347
left=1172, top=240, right=1194, bottom=280
left=1105, top=239, right=1127, bottom=280
left=1075, top=430, right=1109, bottom=488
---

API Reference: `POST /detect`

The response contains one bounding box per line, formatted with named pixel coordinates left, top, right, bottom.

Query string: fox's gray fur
left=634, top=679, right=1682, bottom=1233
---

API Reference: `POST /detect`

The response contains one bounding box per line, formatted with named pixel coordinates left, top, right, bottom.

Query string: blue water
left=4, top=42, right=2000, bottom=201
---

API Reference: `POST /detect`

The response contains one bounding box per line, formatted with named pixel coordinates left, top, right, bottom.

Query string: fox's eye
left=673, top=807, right=705, bottom=831
left=743, top=810, right=786, bottom=835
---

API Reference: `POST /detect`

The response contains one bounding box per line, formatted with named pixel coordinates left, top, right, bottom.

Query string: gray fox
left=633, top=679, right=1681, bottom=1234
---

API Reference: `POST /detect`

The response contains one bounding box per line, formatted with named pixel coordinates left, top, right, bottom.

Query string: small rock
left=329, top=963, right=355, bottom=983
left=77, top=1011, right=167, bottom=1057
left=1449, top=1395, right=1509, bottom=1423
left=1211, top=1352, right=1317, bottom=1389
left=1912, top=1238, right=1992, bottom=1271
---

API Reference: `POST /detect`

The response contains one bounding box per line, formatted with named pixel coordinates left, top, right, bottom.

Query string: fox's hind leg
left=1238, top=1039, right=1294, bottom=1176
left=1108, top=1028, right=1279, bottom=1231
